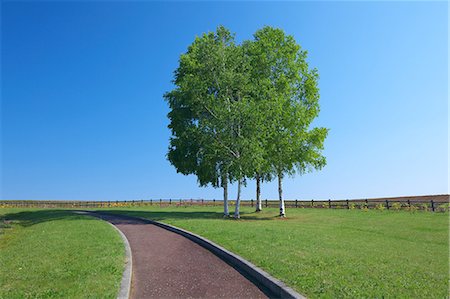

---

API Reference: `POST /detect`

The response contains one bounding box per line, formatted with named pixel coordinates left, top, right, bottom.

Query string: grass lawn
left=104, top=206, right=448, bottom=298
left=0, top=209, right=124, bottom=299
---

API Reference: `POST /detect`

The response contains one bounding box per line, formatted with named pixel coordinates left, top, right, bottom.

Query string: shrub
left=438, top=203, right=450, bottom=212
left=349, top=203, right=356, bottom=210
left=391, top=202, right=402, bottom=211
left=375, top=203, right=385, bottom=211
left=407, top=205, right=418, bottom=213
left=421, top=203, right=429, bottom=211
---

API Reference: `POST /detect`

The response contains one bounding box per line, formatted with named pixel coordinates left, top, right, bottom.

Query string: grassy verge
left=0, top=209, right=124, bottom=299
left=104, top=206, right=448, bottom=298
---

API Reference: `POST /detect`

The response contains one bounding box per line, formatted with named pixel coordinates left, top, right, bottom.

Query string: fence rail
left=0, top=195, right=448, bottom=212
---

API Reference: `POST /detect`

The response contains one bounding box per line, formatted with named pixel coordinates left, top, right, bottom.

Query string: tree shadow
left=0, top=209, right=98, bottom=228
left=100, top=209, right=276, bottom=221
left=0, top=208, right=277, bottom=231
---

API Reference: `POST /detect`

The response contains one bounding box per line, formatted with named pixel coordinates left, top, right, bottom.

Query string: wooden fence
left=0, top=195, right=448, bottom=212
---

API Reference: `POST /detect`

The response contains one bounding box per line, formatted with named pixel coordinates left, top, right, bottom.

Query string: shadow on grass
left=100, top=209, right=276, bottom=221
left=0, top=209, right=98, bottom=228
left=0, top=208, right=276, bottom=230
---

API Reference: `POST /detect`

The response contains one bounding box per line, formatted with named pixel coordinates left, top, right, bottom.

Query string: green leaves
left=246, top=26, right=328, bottom=180
left=165, top=26, right=248, bottom=188
left=164, top=25, right=328, bottom=196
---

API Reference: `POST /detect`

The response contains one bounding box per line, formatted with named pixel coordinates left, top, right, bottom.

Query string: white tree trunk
left=256, top=173, right=262, bottom=212
left=278, top=173, right=285, bottom=217
left=234, top=178, right=242, bottom=219
left=222, top=175, right=229, bottom=217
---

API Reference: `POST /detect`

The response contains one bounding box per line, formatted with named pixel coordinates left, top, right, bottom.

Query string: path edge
left=92, top=211, right=305, bottom=299
left=72, top=211, right=132, bottom=299
left=108, top=222, right=133, bottom=299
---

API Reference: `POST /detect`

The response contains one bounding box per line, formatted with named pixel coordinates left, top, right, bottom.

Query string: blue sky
left=1, top=1, right=448, bottom=200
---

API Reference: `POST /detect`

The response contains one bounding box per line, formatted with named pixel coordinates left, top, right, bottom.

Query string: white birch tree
left=165, top=26, right=250, bottom=218
left=248, top=26, right=328, bottom=217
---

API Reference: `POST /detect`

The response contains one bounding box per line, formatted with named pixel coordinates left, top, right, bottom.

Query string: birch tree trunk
left=278, top=173, right=286, bottom=217
left=234, top=178, right=242, bottom=219
left=256, top=173, right=262, bottom=212
left=222, top=175, right=229, bottom=217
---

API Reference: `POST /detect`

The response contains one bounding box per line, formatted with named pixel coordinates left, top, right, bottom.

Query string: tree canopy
left=165, top=25, right=328, bottom=218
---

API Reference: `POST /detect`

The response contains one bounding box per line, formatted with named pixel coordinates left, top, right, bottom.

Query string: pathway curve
left=92, top=213, right=268, bottom=299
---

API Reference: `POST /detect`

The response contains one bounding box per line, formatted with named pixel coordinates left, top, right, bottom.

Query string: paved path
left=94, top=213, right=268, bottom=299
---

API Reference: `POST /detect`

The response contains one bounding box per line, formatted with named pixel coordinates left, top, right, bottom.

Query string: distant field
left=104, top=206, right=449, bottom=298
left=0, top=209, right=124, bottom=298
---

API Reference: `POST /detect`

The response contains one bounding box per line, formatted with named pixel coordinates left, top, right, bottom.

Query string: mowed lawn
left=105, top=206, right=448, bottom=298
left=0, top=209, right=124, bottom=299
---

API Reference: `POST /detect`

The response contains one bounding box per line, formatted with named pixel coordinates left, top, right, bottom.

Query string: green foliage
left=407, top=205, right=419, bottom=212
left=165, top=26, right=250, bottom=188
left=421, top=203, right=429, bottom=211
left=438, top=203, right=450, bottom=212
left=164, top=26, right=328, bottom=216
left=375, top=203, right=385, bottom=211
left=245, top=27, right=328, bottom=179
left=391, top=202, right=402, bottom=210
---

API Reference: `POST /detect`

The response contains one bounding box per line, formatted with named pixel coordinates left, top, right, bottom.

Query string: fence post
left=251, top=199, right=254, bottom=207
left=431, top=200, right=435, bottom=212
left=150, top=199, right=153, bottom=206
left=328, top=199, right=332, bottom=209
left=311, top=199, right=314, bottom=207
left=385, top=200, right=389, bottom=210
left=407, top=199, right=411, bottom=208
left=265, top=199, right=268, bottom=208
left=169, top=198, right=172, bottom=205
left=365, top=199, right=368, bottom=209
left=346, top=199, right=349, bottom=209
left=295, top=199, right=298, bottom=208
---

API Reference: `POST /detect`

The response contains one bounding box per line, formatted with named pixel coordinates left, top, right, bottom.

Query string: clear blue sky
left=1, top=1, right=448, bottom=200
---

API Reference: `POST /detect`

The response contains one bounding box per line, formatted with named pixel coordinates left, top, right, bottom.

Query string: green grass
left=104, top=206, right=449, bottom=298
left=0, top=209, right=125, bottom=299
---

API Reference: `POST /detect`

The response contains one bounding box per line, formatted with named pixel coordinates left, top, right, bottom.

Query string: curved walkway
left=92, top=213, right=267, bottom=299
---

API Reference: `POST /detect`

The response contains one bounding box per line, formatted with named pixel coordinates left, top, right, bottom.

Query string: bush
left=438, top=203, right=450, bottom=212
left=391, top=202, right=402, bottom=211
left=407, top=205, right=418, bottom=213
left=375, top=203, right=385, bottom=211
